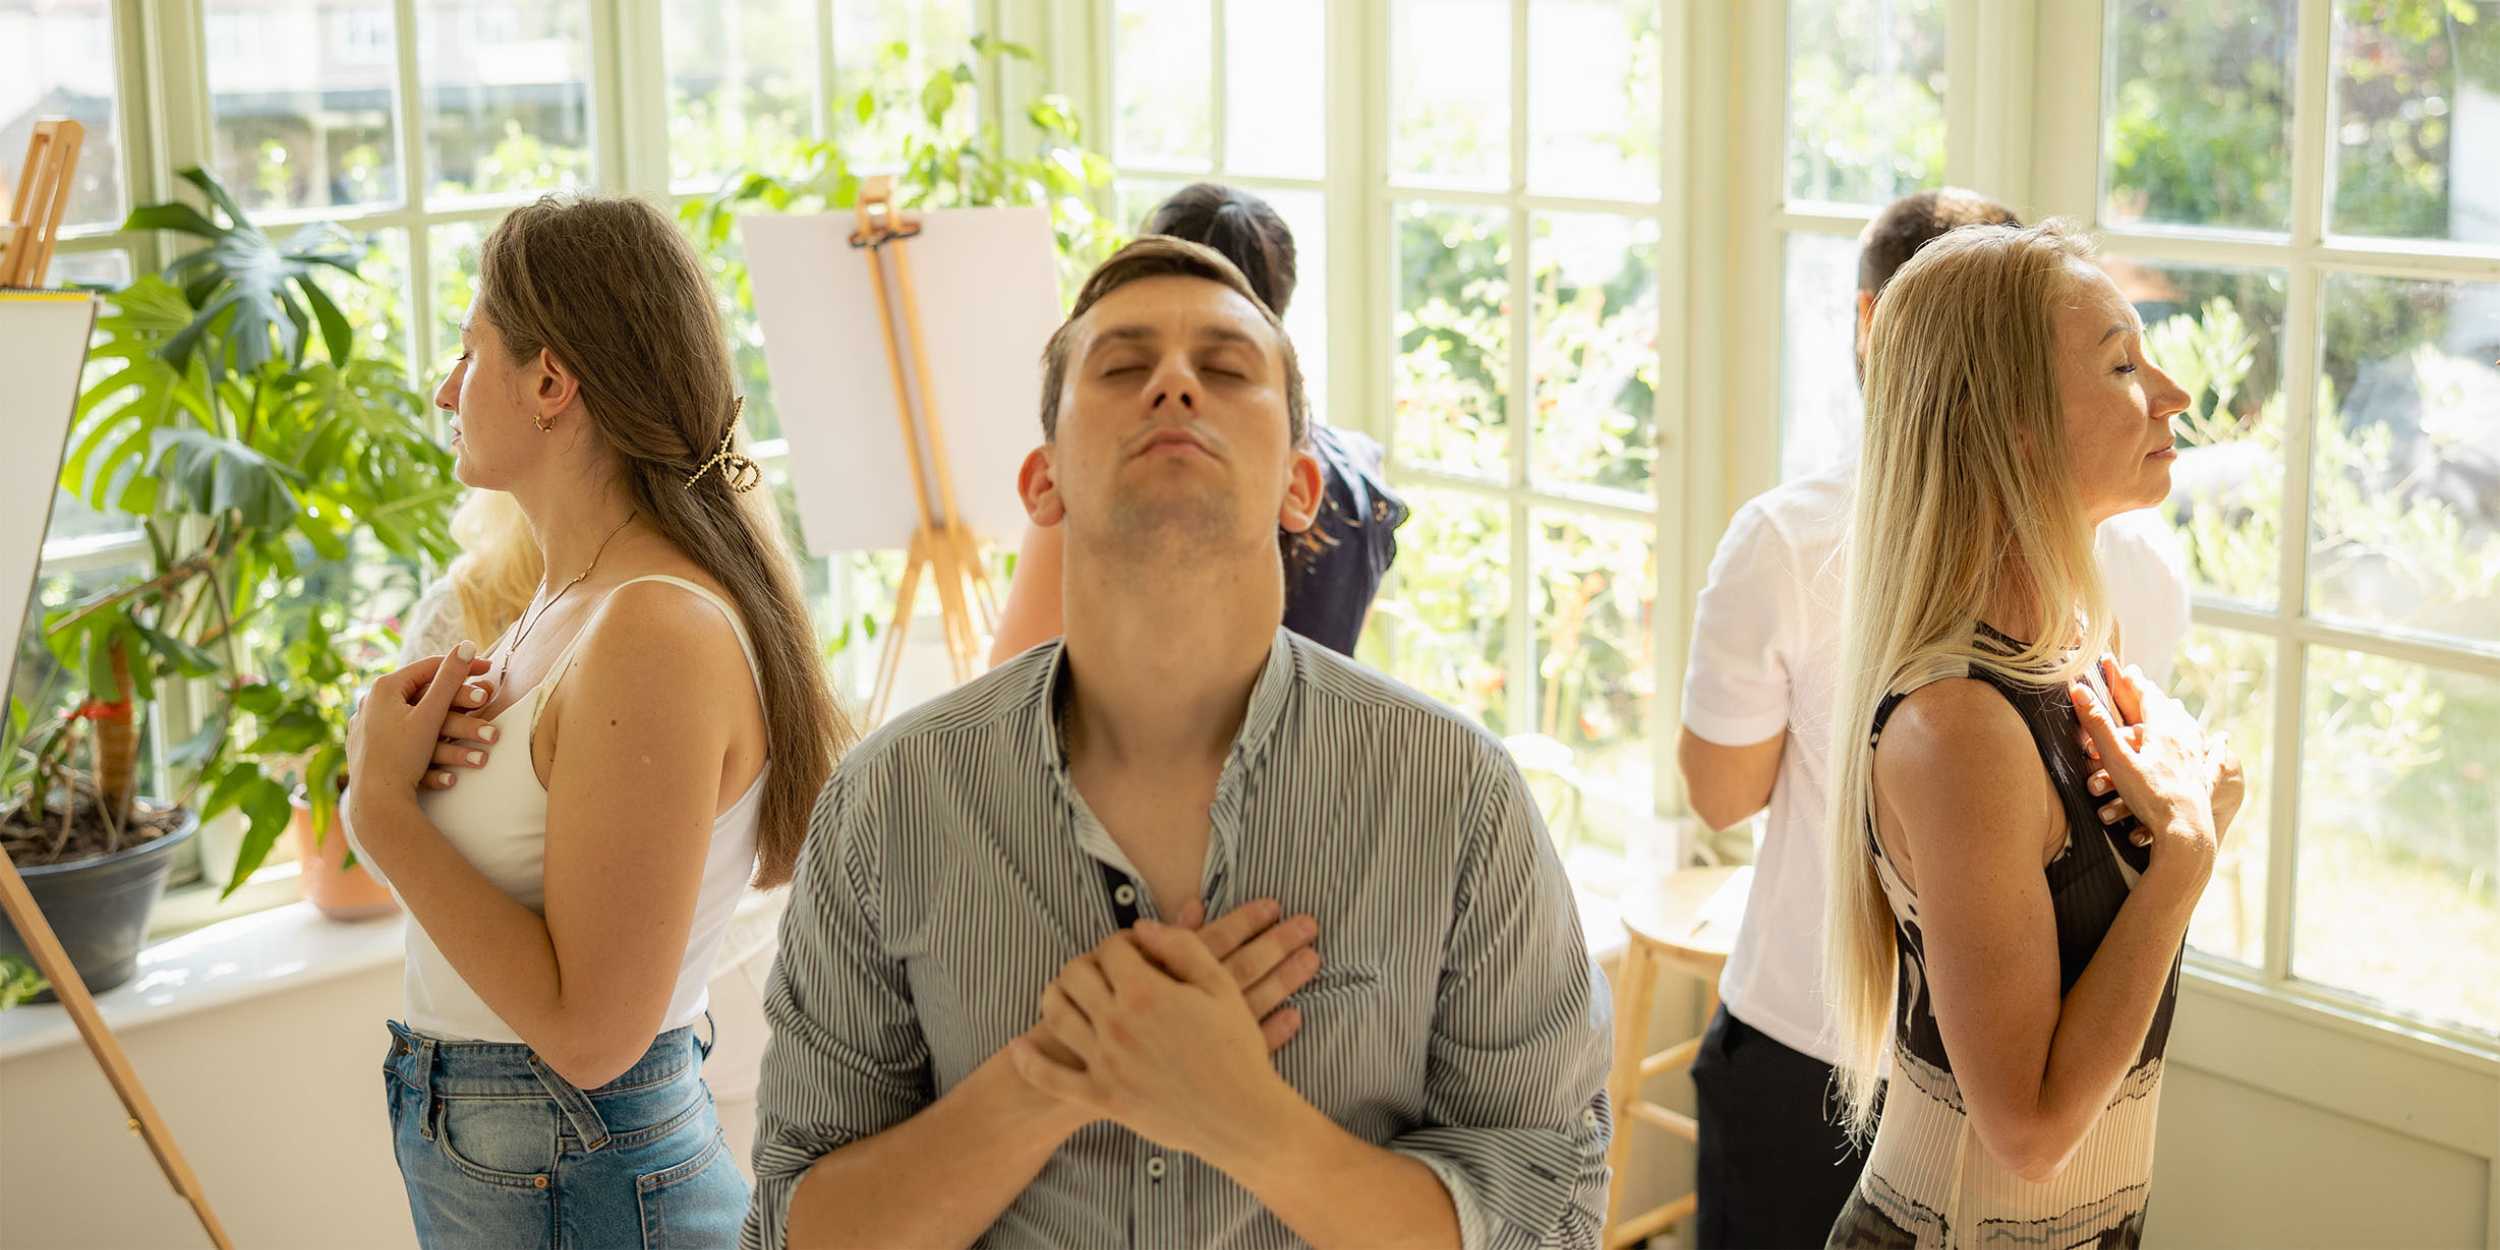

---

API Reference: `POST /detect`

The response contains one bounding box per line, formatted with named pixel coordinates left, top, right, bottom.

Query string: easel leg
left=926, top=535, right=978, bottom=684
left=954, top=528, right=1000, bottom=635
left=868, top=533, right=930, bottom=725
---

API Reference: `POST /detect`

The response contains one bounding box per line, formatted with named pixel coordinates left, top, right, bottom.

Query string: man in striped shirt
left=743, top=237, right=1614, bottom=1250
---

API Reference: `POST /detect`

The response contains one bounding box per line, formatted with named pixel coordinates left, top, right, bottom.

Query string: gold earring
left=533, top=413, right=553, bottom=432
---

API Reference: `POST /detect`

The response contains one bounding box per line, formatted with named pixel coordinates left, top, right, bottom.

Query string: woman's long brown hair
left=476, top=194, right=850, bottom=888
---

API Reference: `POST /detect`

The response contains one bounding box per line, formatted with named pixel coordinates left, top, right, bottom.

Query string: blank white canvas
left=0, top=292, right=97, bottom=682
left=740, top=207, right=1063, bottom=556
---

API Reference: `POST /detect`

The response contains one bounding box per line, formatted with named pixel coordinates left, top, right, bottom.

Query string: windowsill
left=0, top=899, right=407, bottom=1063
left=0, top=888, right=794, bottom=1065
left=146, top=860, right=309, bottom=945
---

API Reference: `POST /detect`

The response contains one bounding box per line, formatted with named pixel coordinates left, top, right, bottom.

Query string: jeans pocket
left=635, top=1127, right=748, bottom=1250
left=433, top=1096, right=559, bottom=1189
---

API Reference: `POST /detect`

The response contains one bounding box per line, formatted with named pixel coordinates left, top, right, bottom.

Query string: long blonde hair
left=447, top=489, right=539, bottom=644
left=1823, top=221, right=2116, bottom=1137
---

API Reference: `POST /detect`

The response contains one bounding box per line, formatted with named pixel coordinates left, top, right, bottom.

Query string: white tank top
left=358, top=574, right=769, bottom=1044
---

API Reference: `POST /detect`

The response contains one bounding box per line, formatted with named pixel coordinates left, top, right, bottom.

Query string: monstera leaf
left=125, top=167, right=360, bottom=381
left=146, top=426, right=304, bottom=533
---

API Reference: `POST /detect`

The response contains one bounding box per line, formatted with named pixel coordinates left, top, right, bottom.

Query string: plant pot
left=197, top=806, right=298, bottom=891
left=289, top=791, right=397, bottom=922
left=0, top=807, right=200, bottom=999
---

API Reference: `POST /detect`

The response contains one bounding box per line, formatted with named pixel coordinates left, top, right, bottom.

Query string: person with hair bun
left=989, top=182, right=1409, bottom=665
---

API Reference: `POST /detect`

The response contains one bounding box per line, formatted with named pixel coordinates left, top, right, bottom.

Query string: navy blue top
left=1282, top=425, right=1411, bottom=656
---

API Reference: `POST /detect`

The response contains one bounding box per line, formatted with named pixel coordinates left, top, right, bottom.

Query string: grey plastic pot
left=0, top=807, right=200, bottom=1000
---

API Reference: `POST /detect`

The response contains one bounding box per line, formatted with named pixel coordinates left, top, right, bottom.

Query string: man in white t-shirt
left=1675, top=190, right=2190, bottom=1249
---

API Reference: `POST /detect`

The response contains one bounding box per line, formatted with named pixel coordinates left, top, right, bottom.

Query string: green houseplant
left=683, top=34, right=1119, bottom=298
left=1, top=167, right=457, bottom=992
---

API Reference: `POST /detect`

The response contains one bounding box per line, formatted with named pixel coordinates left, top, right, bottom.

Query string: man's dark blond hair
left=1037, top=236, right=1309, bottom=446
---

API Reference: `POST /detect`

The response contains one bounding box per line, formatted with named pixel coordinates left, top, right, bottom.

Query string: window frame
left=1731, top=0, right=2500, bottom=1068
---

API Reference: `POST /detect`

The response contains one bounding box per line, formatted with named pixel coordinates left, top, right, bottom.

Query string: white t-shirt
left=1679, top=461, right=2189, bottom=1066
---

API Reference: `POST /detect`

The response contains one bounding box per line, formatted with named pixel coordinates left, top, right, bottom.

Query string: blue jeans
left=384, top=1017, right=749, bottom=1249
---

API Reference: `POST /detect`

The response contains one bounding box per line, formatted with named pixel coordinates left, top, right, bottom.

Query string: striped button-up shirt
left=742, top=630, right=1614, bottom=1250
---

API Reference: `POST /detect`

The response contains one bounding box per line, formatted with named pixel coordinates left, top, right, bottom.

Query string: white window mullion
left=1344, top=0, right=1387, bottom=449
left=585, top=0, right=632, bottom=195
left=815, top=0, right=839, bottom=139
left=1650, top=0, right=1710, bottom=840
left=1208, top=0, right=1227, bottom=174
left=1945, top=0, right=2036, bottom=204
left=609, top=0, right=673, bottom=201
left=392, top=0, right=437, bottom=369
left=1726, top=0, right=1784, bottom=508
left=1502, top=0, right=1535, bottom=747
left=2257, top=0, right=2338, bottom=986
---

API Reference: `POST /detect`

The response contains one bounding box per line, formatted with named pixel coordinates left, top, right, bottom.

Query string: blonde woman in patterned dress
left=1821, top=221, right=2246, bottom=1249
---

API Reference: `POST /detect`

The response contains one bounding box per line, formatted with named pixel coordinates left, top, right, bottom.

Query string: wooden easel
left=1, top=118, right=85, bottom=287
left=0, top=120, right=235, bottom=1249
left=849, top=177, right=999, bottom=724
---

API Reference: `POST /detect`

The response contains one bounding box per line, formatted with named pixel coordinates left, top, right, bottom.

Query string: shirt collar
left=1033, top=628, right=1299, bottom=776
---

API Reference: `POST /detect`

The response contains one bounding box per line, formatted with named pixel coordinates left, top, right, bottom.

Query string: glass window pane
left=50, top=246, right=129, bottom=290
left=0, top=0, right=126, bottom=229
left=1115, top=175, right=1184, bottom=233
left=418, top=1, right=594, bottom=205
left=831, top=0, right=977, bottom=170
left=1778, top=230, right=1863, bottom=481
left=2171, top=625, right=2276, bottom=967
left=1785, top=0, right=1945, bottom=208
left=2115, top=258, right=2290, bottom=609
left=1391, top=0, right=1509, bottom=190
left=327, top=229, right=413, bottom=367
left=1393, top=202, right=1510, bottom=480
left=427, top=218, right=487, bottom=365
left=665, top=0, right=819, bottom=193
left=1224, top=0, right=1322, bottom=180
left=12, top=554, right=163, bottom=801
left=696, top=229, right=782, bottom=444
left=42, top=489, right=135, bottom=545
left=2294, top=649, right=2500, bottom=1036
left=1529, top=508, right=1654, bottom=855
left=2101, top=0, right=2295, bottom=233
left=2307, top=274, right=2500, bottom=646
left=2330, top=0, right=2500, bottom=243
left=1358, top=487, right=1512, bottom=734
left=205, top=0, right=402, bottom=214
left=1528, top=0, right=1660, bottom=200
left=1113, top=0, right=1211, bottom=171
left=1529, top=212, right=1657, bottom=495
left=1262, top=187, right=1330, bottom=415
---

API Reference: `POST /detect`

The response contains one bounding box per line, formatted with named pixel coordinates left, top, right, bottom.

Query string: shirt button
left=1146, top=1156, right=1167, bottom=1180
left=1583, top=1109, right=1600, bottom=1132
left=1113, top=883, right=1138, bottom=907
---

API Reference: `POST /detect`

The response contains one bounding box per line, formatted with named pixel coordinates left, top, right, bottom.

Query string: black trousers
left=1689, top=1005, right=1869, bottom=1250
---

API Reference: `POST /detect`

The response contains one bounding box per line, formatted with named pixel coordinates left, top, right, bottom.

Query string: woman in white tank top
left=343, top=195, right=851, bottom=1249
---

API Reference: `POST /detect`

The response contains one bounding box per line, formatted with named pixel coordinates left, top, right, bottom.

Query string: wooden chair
left=2, top=118, right=87, bottom=288
left=1601, top=863, right=1751, bottom=1249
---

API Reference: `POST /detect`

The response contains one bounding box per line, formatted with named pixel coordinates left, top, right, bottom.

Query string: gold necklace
left=492, top=511, right=638, bottom=695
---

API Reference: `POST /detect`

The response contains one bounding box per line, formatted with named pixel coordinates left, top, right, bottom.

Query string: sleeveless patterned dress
left=1827, top=630, right=2183, bottom=1249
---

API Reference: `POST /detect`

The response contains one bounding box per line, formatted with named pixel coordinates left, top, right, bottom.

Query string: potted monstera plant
left=0, top=167, right=457, bottom=993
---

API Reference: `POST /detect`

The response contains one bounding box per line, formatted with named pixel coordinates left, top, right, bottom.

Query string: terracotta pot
left=289, top=792, right=397, bottom=921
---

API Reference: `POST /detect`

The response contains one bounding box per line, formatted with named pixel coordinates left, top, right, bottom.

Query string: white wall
left=0, top=924, right=780, bottom=1250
